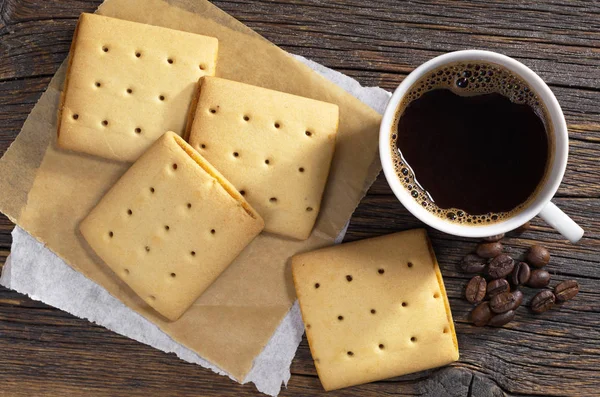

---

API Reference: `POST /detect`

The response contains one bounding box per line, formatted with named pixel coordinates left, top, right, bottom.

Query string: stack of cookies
left=60, top=13, right=339, bottom=321
left=59, top=13, right=459, bottom=391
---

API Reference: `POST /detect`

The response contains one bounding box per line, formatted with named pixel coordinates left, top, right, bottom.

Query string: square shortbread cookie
left=58, top=13, right=218, bottom=162
left=80, top=131, right=264, bottom=321
left=292, top=229, right=459, bottom=391
left=186, top=77, right=339, bottom=240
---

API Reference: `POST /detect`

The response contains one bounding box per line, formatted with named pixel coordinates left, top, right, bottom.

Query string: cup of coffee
left=379, top=50, right=584, bottom=243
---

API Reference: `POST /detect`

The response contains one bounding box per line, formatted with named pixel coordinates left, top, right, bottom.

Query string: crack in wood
left=466, top=373, right=475, bottom=397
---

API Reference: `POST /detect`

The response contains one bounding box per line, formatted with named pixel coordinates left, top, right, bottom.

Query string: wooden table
left=1, top=1, right=599, bottom=395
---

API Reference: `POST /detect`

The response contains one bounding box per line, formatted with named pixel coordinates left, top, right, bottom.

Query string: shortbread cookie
left=187, top=77, right=339, bottom=240
left=58, top=13, right=218, bottom=162
left=80, top=131, right=264, bottom=321
left=292, top=229, right=459, bottom=391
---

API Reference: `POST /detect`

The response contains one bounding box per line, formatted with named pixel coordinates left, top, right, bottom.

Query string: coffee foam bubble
left=391, top=61, right=550, bottom=225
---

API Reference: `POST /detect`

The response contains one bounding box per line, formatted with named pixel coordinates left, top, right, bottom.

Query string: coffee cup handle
left=537, top=201, right=584, bottom=243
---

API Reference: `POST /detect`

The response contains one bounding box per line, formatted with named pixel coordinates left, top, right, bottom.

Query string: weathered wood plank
left=1, top=0, right=600, bottom=89
left=0, top=77, right=51, bottom=157
left=1, top=283, right=596, bottom=396
left=211, top=0, right=600, bottom=88
left=0, top=0, right=98, bottom=23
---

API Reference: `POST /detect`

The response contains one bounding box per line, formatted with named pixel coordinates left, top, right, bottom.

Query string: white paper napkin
left=0, top=54, right=391, bottom=396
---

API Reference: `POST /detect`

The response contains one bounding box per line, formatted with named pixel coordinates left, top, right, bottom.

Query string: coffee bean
left=531, top=290, right=555, bottom=313
left=460, top=254, right=487, bottom=273
left=490, top=291, right=519, bottom=313
left=482, top=233, right=504, bottom=242
left=511, top=261, right=531, bottom=286
left=487, top=254, right=515, bottom=279
left=526, top=245, right=550, bottom=268
left=465, top=276, right=487, bottom=304
left=554, top=280, right=579, bottom=303
left=488, top=310, right=515, bottom=327
left=476, top=242, right=503, bottom=258
left=471, top=301, right=492, bottom=326
left=512, top=290, right=524, bottom=309
left=515, top=221, right=531, bottom=232
left=486, top=278, right=510, bottom=299
left=527, top=269, right=551, bottom=288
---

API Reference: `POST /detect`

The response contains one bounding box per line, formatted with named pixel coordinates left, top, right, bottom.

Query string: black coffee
left=391, top=62, right=552, bottom=225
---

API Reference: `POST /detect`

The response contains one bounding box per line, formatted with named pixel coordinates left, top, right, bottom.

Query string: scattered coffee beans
left=554, top=280, right=579, bottom=303
left=471, top=301, right=493, bottom=327
left=488, top=310, right=515, bottom=327
left=527, top=245, right=550, bottom=268
left=511, top=261, right=531, bottom=286
left=482, top=233, right=505, bottom=242
left=527, top=269, right=551, bottom=288
left=487, top=254, right=515, bottom=279
left=490, top=291, right=519, bottom=314
left=462, top=235, right=578, bottom=328
left=460, top=254, right=487, bottom=273
left=487, top=278, right=510, bottom=299
left=465, top=276, right=487, bottom=304
left=531, top=290, right=555, bottom=313
left=476, top=242, right=503, bottom=258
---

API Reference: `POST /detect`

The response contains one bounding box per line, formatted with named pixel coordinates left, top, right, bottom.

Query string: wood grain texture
left=0, top=0, right=599, bottom=396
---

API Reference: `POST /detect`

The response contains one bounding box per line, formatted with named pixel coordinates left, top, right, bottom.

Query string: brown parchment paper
left=0, top=0, right=382, bottom=381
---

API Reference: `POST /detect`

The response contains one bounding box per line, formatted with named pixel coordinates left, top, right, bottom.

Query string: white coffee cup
left=379, top=50, right=584, bottom=243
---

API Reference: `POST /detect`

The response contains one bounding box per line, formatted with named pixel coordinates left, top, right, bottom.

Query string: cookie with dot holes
left=80, top=132, right=264, bottom=321
left=58, top=13, right=218, bottom=162
left=291, top=229, right=459, bottom=391
left=186, top=76, right=339, bottom=240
